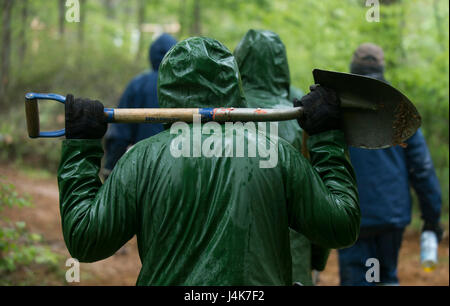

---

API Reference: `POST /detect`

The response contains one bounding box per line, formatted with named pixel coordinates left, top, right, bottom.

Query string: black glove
left=65, top=94, right=107, bottom=139
left=423, top=222, right=444, bottom=243
left=293, top=85, right=341, bottom=135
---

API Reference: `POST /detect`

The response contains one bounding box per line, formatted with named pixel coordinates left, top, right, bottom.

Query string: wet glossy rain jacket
left=234, top=29, right=330, bottom=285
left=57, top=37, right=360, bottom=286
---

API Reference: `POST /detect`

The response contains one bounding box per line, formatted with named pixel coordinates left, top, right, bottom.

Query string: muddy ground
left=1, top=164, right=448, bottom=286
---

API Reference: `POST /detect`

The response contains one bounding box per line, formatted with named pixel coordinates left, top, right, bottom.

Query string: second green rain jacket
left=234, top=29, right=331, bottom=285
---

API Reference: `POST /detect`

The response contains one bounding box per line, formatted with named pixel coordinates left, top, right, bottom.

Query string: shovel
left=312, top=69, right=421, bottom=149
left=24, top=69, right=421, bottom=149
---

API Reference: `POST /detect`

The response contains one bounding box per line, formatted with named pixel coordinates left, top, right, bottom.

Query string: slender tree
left=19, top=0, right=29, bottom=65
left=136, top=0, right=147, bottom=59
left=190, top=0, right=202, bottom=36
left=121, top=0, right=133, bottom=53
left=397, top=0, right=407, bottom=60
left=1, top=0, right=14, bottom=101
left=179, top=0, right=187, bottom=37
left=79, top=0, right=86, bottom=43
left=433, top=0, right=446, bottom=51
left=104, top=0, right=115, bottom=19
left=59, top=0, right=65, bottom=38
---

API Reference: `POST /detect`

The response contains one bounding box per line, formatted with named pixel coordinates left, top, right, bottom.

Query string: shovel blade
left=313, top=69, right=421, bottom=149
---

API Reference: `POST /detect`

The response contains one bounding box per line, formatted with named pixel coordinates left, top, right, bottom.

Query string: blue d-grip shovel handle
left=25, top=93, right=66, bottom=138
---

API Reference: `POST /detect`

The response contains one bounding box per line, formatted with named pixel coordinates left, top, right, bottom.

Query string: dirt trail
left=318, top=233, right=449, bottom=286
left=1, top=164, right=448, bottom=286
left=1, top=164, right=140, bottom=285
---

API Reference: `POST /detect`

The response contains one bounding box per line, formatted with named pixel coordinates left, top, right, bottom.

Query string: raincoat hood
left=234, top=29, right=290, bottom=98
left=149, top=33, right=177, bottom=71
left=158, top=37, right=246, bottom=109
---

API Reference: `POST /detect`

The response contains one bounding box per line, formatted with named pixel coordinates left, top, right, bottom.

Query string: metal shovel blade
left=313, top=69, right=421, bottom=149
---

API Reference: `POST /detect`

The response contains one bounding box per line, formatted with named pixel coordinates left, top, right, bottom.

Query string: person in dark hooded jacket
left=234, top=29, right=330, bottom=285
left=57, top=37, right=360, bottom=285
left=338, top=43, right=443, bottom=286
left=103, top=33, right=177, bottom=176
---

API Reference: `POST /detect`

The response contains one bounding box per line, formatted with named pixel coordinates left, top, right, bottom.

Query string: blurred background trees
left=0, top=0, right=448, bottom=217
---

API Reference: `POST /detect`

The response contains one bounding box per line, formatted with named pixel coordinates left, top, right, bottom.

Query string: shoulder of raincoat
left=234, top=29, right=330, bottom=284
left=104, top=33, right=177, bottom=171
left=58, top=37, right=359, bottom=285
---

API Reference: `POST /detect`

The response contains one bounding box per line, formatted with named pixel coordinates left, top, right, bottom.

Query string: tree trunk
left=19, top=0, right=29, bottom=65
left=59, top=0, right=65, bottom=38
left=433, top=0, right=445, bottom=51
left=190, top=0, right=201, bottom=36
left=1, top=0, right=14, bottom=100
left=78, top=0, right=86, bottom=44
left=136, top=0, right=147, bottom=59
left=122, top=0, right=133, bottom=52
left=178, top=0, right=187, bottom=37
left=104, top=0, right=115, bottom=19
left=397, top=0, right=407, bottom=60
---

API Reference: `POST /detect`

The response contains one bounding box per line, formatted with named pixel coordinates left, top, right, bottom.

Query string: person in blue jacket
left=103, top=33, right=177, bottom=177
left=338, top=43, right=444, bottom=286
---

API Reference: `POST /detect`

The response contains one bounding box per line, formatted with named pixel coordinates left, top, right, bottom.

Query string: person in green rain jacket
left=57, top=37, right=360, bottom=285
left=234, top=29, right=331, bottom=285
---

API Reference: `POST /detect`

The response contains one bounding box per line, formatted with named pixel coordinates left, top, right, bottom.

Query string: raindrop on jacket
left=58, top=37, right=360, bottom=285
left=234, top=29, right=330, bottom=285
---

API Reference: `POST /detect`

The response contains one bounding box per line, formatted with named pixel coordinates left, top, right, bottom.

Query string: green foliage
left=0, top=0, right=448, bottom=214
left=0, top=179, right=63, bottom=285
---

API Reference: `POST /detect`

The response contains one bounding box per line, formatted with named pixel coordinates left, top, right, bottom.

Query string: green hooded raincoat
left=234, top=29, right=331, bottom=285
left=57, top=37, right=360, bottom=286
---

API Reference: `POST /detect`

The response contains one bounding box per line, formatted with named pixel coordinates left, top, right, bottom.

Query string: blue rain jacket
left=104, top=33, right=177, bottom=171
left=349, top=129, right=441, bottom=233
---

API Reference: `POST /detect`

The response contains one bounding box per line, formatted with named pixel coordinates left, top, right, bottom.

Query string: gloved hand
left=423, top=222, right=444, bottom=243
left=65, top=94, right=107, bottom=139
left=293, top=84, right=341, bottom=135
